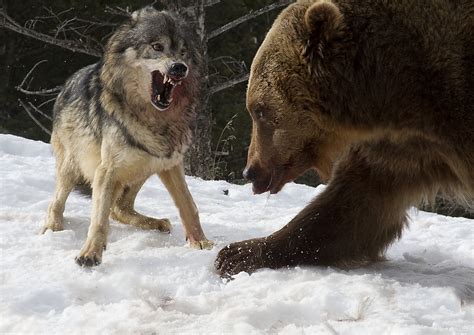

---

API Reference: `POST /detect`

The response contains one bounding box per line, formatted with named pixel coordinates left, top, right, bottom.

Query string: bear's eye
left=253, top=106, right=267, bottom=121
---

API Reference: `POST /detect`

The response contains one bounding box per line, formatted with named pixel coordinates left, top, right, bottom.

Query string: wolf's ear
left=131, top=8, right=144, bottom=22
left=131, top=6, right=159, bottom=22
left=131, top=10, right=140, bottom=22
left=304, top=1, right=344, bottom=56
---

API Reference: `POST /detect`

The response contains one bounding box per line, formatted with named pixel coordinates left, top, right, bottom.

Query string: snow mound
left=0, top=135, right=473, bottom=334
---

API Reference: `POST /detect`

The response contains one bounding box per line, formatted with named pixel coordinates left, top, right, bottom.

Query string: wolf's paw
left=111, top=209, right=172, bottom=233
left=40, top=222, right=64, bottom=234
left=142, top=218, right=172, bottom=233
left=189, top=239, right=214, bottom=250
left=75, top=238, right=106, bottom=267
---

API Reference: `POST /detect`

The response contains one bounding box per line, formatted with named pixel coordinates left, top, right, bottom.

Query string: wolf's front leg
left=76, top=163, right=120, bottom=267
left=158, top=163, right=213, bottom=249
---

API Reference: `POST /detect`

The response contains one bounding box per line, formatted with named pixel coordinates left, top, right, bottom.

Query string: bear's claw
left=215, top=238, right=270, bottom=277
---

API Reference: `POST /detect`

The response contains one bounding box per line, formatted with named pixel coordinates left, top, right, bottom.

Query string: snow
left=0, top=134, right=473, bottom=334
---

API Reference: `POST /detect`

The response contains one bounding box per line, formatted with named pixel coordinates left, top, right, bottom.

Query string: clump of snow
left=0, top=135, right=473, bottom=334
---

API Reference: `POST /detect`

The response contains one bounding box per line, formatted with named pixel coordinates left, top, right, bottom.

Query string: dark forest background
left=1, top=0, right=313, bottom=182
left=1, top=0, right=471, bottom=218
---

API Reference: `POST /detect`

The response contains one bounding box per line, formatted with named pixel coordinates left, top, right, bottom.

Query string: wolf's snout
left=169, top=63, right=188, bottom=79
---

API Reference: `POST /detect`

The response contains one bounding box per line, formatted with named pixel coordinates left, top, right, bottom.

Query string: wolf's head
left=102, top=6, right=202, bottom=112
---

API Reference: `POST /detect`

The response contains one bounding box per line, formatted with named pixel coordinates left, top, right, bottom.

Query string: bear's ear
left=304, top=1, right=344, bottom=56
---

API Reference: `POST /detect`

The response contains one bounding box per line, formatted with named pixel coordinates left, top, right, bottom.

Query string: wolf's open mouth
left=150, top=71, right=182, bottom=111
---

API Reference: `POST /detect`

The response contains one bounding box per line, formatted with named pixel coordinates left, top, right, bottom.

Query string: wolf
left=41, top=6, right=213, bottom=267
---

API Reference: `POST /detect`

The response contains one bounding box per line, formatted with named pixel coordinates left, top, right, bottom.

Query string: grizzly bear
left=215, top=0, right=473, bottom=276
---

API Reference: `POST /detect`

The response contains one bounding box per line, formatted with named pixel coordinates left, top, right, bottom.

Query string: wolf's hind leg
left=111, top=178, right=171, bottom=232
left=42, top=175, right=75, bottom=234
left=42, top=138, right=77, bottom=234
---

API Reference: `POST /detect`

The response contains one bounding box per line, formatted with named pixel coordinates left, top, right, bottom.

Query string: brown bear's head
left=244, top=0, right=347, bottom=194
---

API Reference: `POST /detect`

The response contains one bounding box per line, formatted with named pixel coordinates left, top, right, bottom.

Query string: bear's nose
left=243, top=165, right=258, bottom=182
left=169, top=62, right=188, bottom=79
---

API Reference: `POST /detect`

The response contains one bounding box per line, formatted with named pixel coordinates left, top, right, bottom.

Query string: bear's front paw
left=215, top=238, right=276, bottom=277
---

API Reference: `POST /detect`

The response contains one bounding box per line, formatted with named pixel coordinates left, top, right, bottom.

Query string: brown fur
left=216, top=0, right=473, bottom=276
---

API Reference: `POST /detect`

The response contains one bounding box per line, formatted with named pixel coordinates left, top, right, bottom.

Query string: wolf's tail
left=74, top=181, right=92, bottom=198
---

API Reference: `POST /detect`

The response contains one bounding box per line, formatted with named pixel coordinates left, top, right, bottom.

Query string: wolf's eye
left=181, top=48, right=187, bottom=57
left=152, top=43, right=164, bottom=52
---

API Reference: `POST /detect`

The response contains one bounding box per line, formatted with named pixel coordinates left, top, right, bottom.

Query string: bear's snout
left=243, top=163, right=273, bottom=194
left=242, top=165, right=257, bottom=181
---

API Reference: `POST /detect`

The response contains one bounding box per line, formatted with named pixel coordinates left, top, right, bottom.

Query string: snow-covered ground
left=0, top=134, right=473, bottom=334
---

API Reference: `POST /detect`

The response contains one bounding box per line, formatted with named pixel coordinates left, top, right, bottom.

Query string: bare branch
left=204, top=0, right=221, bottom=7
left=18, top=99, right=52, bottom=136
left=208, top=0, right=291, bottom=40
left=0, top=9, right=102, bottom=57
left=104, top=6, right=132, bottom=17
left=17, top=86, right=62, bottom=96
left=36, top=7, right=74, bottom=21
left=75, top=17, right=117, bottom=28
left=37, top=97, right=57, bottom=109
left=35, top=7, right=105, bottom=52
left=209, top=56, right=247, bottom=77
left=27, top=101, right=53, bottom=121
left=18, top=60, right=48, bottom=89
left=15, top=59, right=64, bottom=96
left=208, top=73, right=249, bottom=96
left=166, top=0, right=221, bottom=12
left=42, top=7, right=75, bottom=39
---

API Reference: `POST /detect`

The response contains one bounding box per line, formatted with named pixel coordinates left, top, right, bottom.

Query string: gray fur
left=43, top=7, right=213, bottom=267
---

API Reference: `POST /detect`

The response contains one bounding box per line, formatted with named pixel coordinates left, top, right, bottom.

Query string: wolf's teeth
left=169, top=98, right=173, bottom=102
left=157, top=94, right=161, bottom=101
left=163, top=75, right=168, bottom=84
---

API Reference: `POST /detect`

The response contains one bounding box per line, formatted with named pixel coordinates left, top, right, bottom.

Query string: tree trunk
left=181, top=0, right=215, bottom=179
